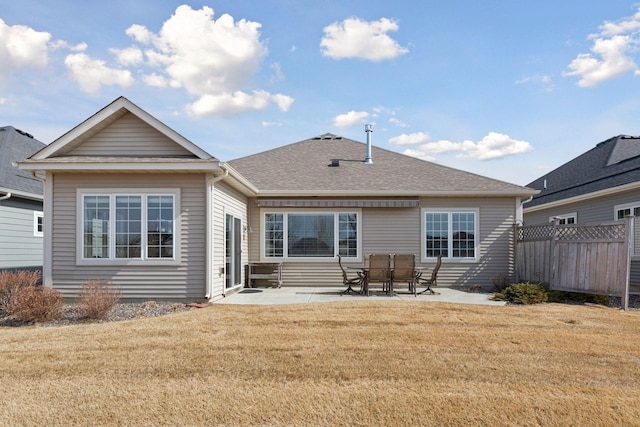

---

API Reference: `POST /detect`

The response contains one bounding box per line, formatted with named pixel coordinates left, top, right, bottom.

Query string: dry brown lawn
left=2, top=301, right=640, bottom=426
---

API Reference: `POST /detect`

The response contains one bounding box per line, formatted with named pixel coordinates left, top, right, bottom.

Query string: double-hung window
left=263, top=211, right=359, bottom=260
left=80, top=191, right=177, bottom=263
left=422, top=209, right=478, bottom=261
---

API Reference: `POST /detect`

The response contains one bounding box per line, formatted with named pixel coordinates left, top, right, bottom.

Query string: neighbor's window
left=82, top=193, right=175, bottom=261
left=616, top=205, right=640, bottom=219
left=550, top=213, right=577, bottom=225
left=263, top=211, right=359, bottom=259
left=34, top=211, right=44, bottom=237
left=424, top=210, right=477, bottom=259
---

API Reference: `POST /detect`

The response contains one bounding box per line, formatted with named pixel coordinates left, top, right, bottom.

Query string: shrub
left=490, top=272, right=511, bottom=293
left=7, top=286, right=63, bottom=323
left=547, top=290, right=611, bottom=306
left=76, top=280, right=121, bottom=320
left=0, top=270, right=42, bottom=314
left=493, top=282, right=548, bottom=304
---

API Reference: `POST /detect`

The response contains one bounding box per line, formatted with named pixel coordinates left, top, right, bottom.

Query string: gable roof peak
left=30, top=96, right=214, bottom=161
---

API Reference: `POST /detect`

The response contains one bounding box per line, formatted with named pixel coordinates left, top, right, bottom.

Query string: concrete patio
left=215, top=286, right=507, bottom=306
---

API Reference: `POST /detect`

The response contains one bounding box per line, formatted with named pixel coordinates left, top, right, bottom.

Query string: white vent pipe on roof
left=365, top=124, right=373, bottom=164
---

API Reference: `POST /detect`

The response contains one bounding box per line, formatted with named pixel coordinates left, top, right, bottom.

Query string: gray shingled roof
left=0, top=126, right=46, bottom=196
left=228, top=133, right=536, bottom=196
left=526, top=135, right=640, bottom=208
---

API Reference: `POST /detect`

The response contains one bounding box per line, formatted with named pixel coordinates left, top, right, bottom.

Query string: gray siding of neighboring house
left=65, top=112, right=194, bottom=157
left=0, top=198, right=43, bottom=269
left=523, top=188, right=640, bottom=286
left=247, top=196, right=517, bottom=289
left=50, top=173, right=207, bottom=300
left=211, top=181, right=249, bottom=297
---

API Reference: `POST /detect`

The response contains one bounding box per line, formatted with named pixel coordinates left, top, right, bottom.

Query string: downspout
left=0, top=192, right=11, bottom=201
left=205, top=165, right=229, bottom=300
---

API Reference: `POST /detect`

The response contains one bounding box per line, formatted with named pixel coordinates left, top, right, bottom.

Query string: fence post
left=549, top=217, right=560, bottom=287
left=513, top=223, right=519, bottom=283
left=623, top=216, right=633, bottom=311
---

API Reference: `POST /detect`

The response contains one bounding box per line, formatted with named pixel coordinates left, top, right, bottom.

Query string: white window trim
left=260, top=208, right=362, bottom=262
left=33, top=211, right=43, bottom=237
left=76, top=189, right=180, bottom=266
left=421, top=208, right=479, bottom=263
left=549, top=212, right=577, bottom=224
left=613, top=201, right=640, bottom=220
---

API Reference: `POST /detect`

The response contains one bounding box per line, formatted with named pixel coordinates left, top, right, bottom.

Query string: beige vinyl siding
left=211, top=181, right=248, bottom=297
left=51, top=173, right=206, bottom=300
left=65, top=113, right=195, bottom=157
left=246, top=196, right=517, bottom=289
left=0, top=204, right=43, bottom=269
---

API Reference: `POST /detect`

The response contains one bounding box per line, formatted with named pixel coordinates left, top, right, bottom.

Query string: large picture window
left=81, top=192, right=176, bottom=262
left=423, top=209, right=478, bottom=260
left=262, top=211, right=359, bottom=260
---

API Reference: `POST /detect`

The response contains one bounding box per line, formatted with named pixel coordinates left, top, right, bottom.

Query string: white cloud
left=333, top=110, right=370, bottom=128
left=401, top=132, right=533, bottom=161
left=143, top=72, right=168, bottom=88
left=125, top=5, right=291, bottom=116
left=110, top=46, right=144, bottom=66
left=0, top=96, right=6, bottom=104
left=271, top=93, right=294, bottom=112
left=564, top=8, right=640, bottom=87
left=262, top=121, right=282, bottom=127
left=320, top=17, right=408, bottom=61
left=388, top=117, right=407, bottom=128
left=64, top=53, right=134, bottom=94
left=50, top=40, right=87, bottom=52
left=186, top=90, right=274, bottom=116
left=0, top=18, right=51, bottom=81
left=389, top=132, right=430, bottom=145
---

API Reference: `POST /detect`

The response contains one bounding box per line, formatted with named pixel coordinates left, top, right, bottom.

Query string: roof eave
left=523, top=181, right=640, bottom=213
left=17, top=160, right=222, bottom=173
left=256, top=189, right=540, bottom=197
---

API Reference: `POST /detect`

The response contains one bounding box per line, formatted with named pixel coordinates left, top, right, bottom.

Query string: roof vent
left=364, top=124, right=373, bottom=164
left=329, top=159, right=340, bottom=167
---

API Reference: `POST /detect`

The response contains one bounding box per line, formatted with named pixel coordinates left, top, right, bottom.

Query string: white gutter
left=205, top=166, right=230, bottom=300
left=0, top=192, right=11, bottom=201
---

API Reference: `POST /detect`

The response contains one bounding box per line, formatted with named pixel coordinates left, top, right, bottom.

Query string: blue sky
left=2, top=1, right=640, bottom=185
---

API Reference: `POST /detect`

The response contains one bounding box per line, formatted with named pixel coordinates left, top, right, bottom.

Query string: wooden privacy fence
left=515, top=217, right=632, bottom=310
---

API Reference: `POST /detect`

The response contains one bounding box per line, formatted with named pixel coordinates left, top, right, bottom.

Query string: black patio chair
left=414, top=255, right=442, bottom=296
left=337, top=254, right=364, bottom=295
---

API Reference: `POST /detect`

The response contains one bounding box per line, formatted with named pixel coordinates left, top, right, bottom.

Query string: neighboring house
left=228, top=132, right=537, bottom=289
left=0, top=126, right=46, bottom=270
left=19, top=97, right=537, bottom=301
left=523, top=134, right=640, bottom=285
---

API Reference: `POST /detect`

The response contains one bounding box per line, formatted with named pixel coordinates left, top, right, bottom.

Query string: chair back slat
left=367, top=254, right=391, bottom=282
left=392, top=254, right=415, bottom=281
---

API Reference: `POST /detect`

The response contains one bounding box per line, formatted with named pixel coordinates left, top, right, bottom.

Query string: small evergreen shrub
left=493, top=282, right=548, bottom=304
left=547, top=290, right=611, bottom=306
left=76, top=280, right=121, bottom=320
left=0, top=270, right=41, bottom=314
left=7, top=286, right=63, bottom=323
left=490, top=272, right=511, bottom=292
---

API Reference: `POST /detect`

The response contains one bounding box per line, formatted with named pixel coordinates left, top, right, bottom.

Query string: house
left=228, top=132, right=537, bottom=289
left=523, top=134, right=640, bottom=286
left=18, top=97, right=256, bottom=300
left=0, top=126, right=46, bottom=270
left=19, top=97, right=537, bottom=301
